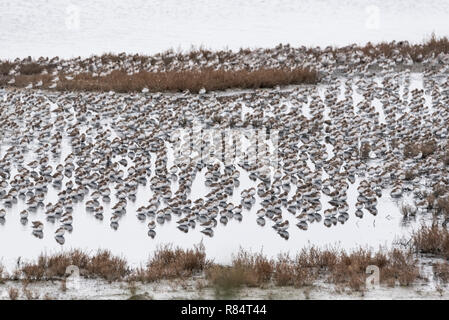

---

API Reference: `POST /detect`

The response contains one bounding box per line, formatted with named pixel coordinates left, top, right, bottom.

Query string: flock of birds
left=3, top=42, right=449, bottom=91
left=1, top=52, right=449, bottom=245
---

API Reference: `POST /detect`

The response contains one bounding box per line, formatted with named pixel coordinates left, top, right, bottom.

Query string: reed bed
left=22, top=68, right=317, bottom=93
left=433, top=262, right=449, bottom=283
left=129, top=243, right=210, bottom=282
left=3, top=226, right=447, bottom=293
left=206, top=246, right=419, bottom=295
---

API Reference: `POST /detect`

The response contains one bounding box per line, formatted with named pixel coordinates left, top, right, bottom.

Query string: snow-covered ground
left=1, top=0, right=449, bottom=59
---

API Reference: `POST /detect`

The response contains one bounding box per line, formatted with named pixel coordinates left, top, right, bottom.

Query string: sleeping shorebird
left=147, top=220, right=156, bottom=230
left=55, top=227, right=65, bottom=237
left=20, top=210, right=28, bottom=219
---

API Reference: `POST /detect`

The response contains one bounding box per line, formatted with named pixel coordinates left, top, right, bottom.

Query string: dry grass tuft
left=23, top=286, right=39, bottom=300
left=19, top=62, right=45, bottom=75
left=87, top=250, right=129, bottom=281
left=272, top=255, right=296, bottom=286
left=20, top=249, right=129, bottom=281
left=8, top=287, right=19, bottom=300
left=54, top=68, right=318, bottom=93
left=231, top=251, right=274, bottom=286
left=433, top=262, right=449, bottom=283
left=207, top=246, right=419, bottom=293
left=274, top=254, right=319, bottom=287
left=329, top=249, right=373, bottom=290
left=328, top=248, right=419, bottom=289
left=413, top=224, right=449, bottom=259
left=382, top=249, right=420, bottom=286
left=206, top=265, right=248, bottom=298
left=0, top=61, right=15, bottom=75
left=206, top=250, right=274, bottom=297
left=404, top=139, right=438, bottom=159
left=130, top=243, right=209, bottom=282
